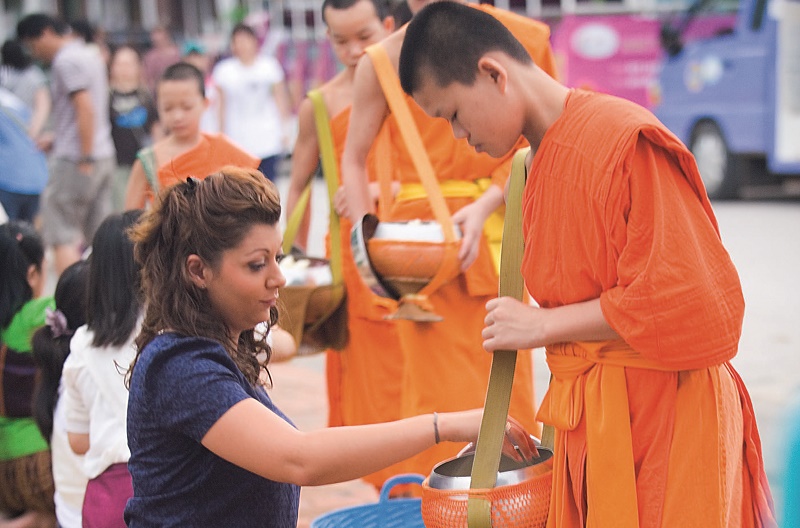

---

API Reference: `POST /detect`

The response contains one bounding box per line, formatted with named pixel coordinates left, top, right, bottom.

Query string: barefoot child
left=399, top=3, right=777, bottom=526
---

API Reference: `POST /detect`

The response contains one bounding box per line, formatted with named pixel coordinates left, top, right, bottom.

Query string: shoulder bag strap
left=364, top=44, right=459, bottom=297
left=136, top=147, right=159, bottom=195
left=467, top=148, right=555, bottom=526
left=282, top=89, right=343, bottom=289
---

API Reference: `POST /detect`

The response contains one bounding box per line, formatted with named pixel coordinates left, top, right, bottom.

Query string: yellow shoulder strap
left=282, top=89, right=343, bottom=287
left=364, top=44, right=459, bottom=296
left=467, top=148, right=555, bottom=526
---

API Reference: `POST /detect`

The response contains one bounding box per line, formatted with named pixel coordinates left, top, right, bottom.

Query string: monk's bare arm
left=341, top=55, right=390, bottom=223
left=452, top=184, right=504, bottom=271
left=482, top=297, right=620, bottom=352
left=285, top=97, right=319, bottom=250
left=124, top=160, right=149, bottom=211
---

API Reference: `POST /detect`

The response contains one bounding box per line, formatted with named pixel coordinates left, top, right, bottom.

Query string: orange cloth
left=154, top=133, right=260, bottom=190
left=524, top=90, right=776, bottom=527
left=370, top=7, right=556, bottom=477
left=324, top=107, right=406, bottom=489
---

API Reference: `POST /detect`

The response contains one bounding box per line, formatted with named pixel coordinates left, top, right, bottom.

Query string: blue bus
left=653, top=0, right=800, bottom=198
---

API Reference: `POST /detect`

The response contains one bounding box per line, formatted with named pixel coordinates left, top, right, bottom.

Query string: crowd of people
left=0, top=0, right=788, bottom=527
left=0, top=12, right=303, bottom=528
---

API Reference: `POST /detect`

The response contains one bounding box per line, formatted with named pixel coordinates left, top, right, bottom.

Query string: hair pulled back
left=128, top=166, right=282, bottom=386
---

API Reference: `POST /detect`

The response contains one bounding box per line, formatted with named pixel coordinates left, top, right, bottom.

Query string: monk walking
left=284, top=0, right=405, bottom=490
left=398, top=3, right=777, bottom=526
left=341, top=0, right=558, bottom=476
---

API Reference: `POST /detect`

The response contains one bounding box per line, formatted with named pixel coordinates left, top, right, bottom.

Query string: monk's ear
left=477, top=55, right=508, bottom=94
left=383, top=15, right=396, bottom=33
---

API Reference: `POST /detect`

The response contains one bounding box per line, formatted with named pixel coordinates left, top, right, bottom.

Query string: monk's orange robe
left=373, top=7, right=558, bottom=476
left=154, top=133, right=260, bottom=191
left=324, top=107, right=406, bottom=489
left=524, top=90, right=776, bottom=527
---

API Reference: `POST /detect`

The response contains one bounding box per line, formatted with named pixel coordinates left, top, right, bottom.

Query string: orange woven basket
left=420, top=463, right=552, bottom=528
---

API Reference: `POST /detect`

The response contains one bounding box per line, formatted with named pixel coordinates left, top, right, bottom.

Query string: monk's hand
left=483, top=296, right=543, bottom=352
left=333, top=187, right=349, bottom=218
left=452, top=202, right=485, bottom=271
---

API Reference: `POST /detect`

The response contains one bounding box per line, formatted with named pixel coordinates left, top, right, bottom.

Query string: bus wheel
left=690, top=121, right=741, bottom=199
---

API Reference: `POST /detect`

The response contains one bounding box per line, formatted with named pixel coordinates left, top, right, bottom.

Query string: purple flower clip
left=45, top=307, right=71, bottom=338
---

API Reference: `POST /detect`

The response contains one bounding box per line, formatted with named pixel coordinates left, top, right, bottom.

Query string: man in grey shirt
left=17, top=13, right=116, bottom=274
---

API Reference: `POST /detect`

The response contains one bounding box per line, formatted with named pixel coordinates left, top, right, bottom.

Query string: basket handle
left=378, top=473, right=425, bottom=503
left=282, top=89, right=343, bottom=290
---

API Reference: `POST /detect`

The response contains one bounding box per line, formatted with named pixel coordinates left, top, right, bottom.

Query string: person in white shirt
left=212, top=23, right=293, bottom=182
left=62, top=210, right=143, bottom=528
left=31, top=261, right=91, bottom=528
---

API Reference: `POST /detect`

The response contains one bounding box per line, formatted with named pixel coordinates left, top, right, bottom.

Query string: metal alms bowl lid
left=427, top=447, right=554, bottom=490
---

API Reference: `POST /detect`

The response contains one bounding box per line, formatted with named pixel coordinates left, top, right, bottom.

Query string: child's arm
left=284, top=97, right=319, bottom=251
left=68, top=432, right=90, bottom=455
left=482, top=297, right=620, bottom=352
left=124, top=160, right=149, bottom=211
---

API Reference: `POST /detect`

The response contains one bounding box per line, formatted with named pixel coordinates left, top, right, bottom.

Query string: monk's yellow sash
left=538, top=340, right=680, bottom=528
left=396, top=179, right=504, bottom=273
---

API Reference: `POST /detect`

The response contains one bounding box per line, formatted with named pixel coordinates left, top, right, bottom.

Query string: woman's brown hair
left=127, top=166, right=281, bottom=386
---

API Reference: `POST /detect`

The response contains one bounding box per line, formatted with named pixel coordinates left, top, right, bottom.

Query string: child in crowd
left=398, top=3, right=777, bottom=526
left=61, top=211, right=143, bottom=528
left=123, top=167, right=534, bottom=526
left=212, top=23, right=294, bottom=182
left=123, top=62, right=259, bottom=210
left=108, top=46, right=159, bottom=211
left=284, top=0, right=405, bottom=490
left=31, top=261, right=90, bottom=528
left=0, top=221, right=56, bottom=528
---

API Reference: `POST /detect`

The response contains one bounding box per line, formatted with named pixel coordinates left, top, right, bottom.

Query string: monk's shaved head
left=399, top=2, right=532, bottom=95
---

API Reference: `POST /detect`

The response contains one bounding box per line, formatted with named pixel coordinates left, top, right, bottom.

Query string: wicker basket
left=310, top=474, right=425, bottom=528
left=278, top=257, right=347, bottom=355
left=421, top=452, right=553, bottom=527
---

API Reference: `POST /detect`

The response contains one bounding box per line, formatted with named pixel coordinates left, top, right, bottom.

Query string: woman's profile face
left=203, top=223, right=286, bottom=339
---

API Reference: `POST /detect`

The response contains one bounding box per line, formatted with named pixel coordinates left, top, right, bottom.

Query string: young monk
left=398, top=3, right=778, bottom=526
left=340, top=0, right=557, bottom=476
left=284, top=0, right=404, bottom=489
left=124, top=62, right=260, bottom=209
